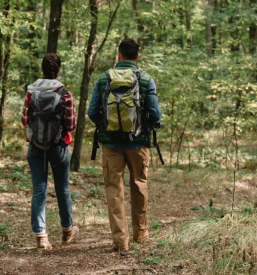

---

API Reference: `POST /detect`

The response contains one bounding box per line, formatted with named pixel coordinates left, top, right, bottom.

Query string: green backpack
left=101, top=68, right=143, bottom=139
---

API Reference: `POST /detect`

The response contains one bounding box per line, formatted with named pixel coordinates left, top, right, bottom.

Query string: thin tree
left=0, top=1, right=13, bottom=141
left=47, top=0, right=63, bottom=53
left=249, top=0, right=257, bottom=54
left=206, top=0, right=217, bottom=57
left=133, top=0, right=144, bottom=47
left=70, top=0, right=120, bottom=171
left=185, top=0, right=192, bottom=46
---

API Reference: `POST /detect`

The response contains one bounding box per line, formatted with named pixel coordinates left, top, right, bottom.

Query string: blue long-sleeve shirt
left=88, top=78, right=161, bottom=149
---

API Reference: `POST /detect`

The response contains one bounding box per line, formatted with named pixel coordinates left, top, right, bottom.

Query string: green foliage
left=1, top=0, right=257, bottom=173
left=0, top=182, right=8, bottom=192
left=5, top=202, right=15, bottom=206
left=70, top=190, right=80, bottom=202
left=190, top=199, right=228, bottom=220
left=84, top=183, right=105, bottom=199
left=80, top=167, right=102, bottom=175
left=190, top=199, right=215, bottom=212
left=142, top=255, right=162, bottom=264
left=149, top=218, right=163, bottom=231
left=0, top=221, right=9, bottom=250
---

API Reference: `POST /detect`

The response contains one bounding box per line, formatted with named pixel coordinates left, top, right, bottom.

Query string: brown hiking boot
left=36, top=234, right=52, bottom=251
left=112, top=245, right=129, bottom=256
left=112, top=245, right=129, bottom=252
left=62, top=226, right=79, bottom=245
left=133, top=230, right=149, bottom=244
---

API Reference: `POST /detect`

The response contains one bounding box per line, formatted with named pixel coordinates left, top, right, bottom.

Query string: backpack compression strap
left=152, top=128, right=164, bottom=165
left=57, top=86, right=69, bottom=98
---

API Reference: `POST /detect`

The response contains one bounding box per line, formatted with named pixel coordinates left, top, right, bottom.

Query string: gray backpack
left=27, top=87, right=68, bottom=151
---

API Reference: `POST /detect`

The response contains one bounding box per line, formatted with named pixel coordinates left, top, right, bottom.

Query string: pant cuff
left=62, top=225, right=73, bottom=230
left=34, top=230, right=46, bottom=235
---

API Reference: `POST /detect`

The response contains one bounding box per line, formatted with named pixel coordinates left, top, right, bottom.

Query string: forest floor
left=1, top=150, right=257, bottom=274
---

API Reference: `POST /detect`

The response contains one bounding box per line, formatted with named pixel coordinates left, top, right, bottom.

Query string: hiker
left=21, top=53, right=79, bottom=251
left=88, top=39, right=162, bottom=252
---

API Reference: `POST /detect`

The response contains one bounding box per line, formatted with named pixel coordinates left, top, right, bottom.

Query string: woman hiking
left=21, top=53, right=79, bottom=251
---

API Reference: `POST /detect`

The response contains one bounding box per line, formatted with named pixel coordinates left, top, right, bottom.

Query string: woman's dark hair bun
left=42, top=53, right=61, bottom=79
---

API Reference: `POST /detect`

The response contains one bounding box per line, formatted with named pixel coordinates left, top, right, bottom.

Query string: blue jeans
left=27, top=143, right=73, bottom=234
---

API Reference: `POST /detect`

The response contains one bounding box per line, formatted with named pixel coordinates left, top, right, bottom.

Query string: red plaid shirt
left=21, top=87, right=76, bottom=145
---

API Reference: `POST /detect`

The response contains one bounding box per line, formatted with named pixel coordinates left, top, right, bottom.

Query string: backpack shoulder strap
left=32, top=91, right=41, bottom=111
left=134, top=69, right=144, bottom=80
left=105, top=70, right=111, bottom=82
left=133, top=70, right=152, bottom=101
left=57, top=86, right=69, bottom=98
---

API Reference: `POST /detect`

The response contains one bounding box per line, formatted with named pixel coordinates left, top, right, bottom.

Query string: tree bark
left=70, top=0, right=98, bottom=172
left=0, top=39, right=12, bottom=141
left=70, top=1, right=120, bottom=171
left=185, top=0, right=192, bottom=45
left=0, top=1, right=9, bottom=80
left=249, top=0, right=257, bottom=54
left=47, top=0, right=63, bottom=53
left=229, top=1, right=241, bottom=53
left=0, top=1, right=12, bottom=141
left=206, top=0, right=217, bottom=57
left=133, top=0, right=145, bottom=47
left=28, top=0, right=40, bottom=84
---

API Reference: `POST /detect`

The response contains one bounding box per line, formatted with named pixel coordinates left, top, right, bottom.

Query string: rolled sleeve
left=21, top=92, right=31, bottom=128
left=144, top=79, right=161, bottom=126
left=63, top=91, right=76, bottom=132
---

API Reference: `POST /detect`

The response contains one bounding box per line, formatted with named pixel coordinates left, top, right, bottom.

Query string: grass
left=0, top=221, right=9, bottom=249
left=142, top=201, right=257, bottom=274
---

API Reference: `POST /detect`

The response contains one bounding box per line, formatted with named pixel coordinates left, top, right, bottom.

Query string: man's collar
left=115, top=60, right=139, bottom=69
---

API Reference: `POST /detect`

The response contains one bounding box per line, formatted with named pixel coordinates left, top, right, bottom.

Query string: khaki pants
left=102, top=146, right=149, bottom=248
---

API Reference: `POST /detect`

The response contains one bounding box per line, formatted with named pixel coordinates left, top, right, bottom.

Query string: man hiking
left=88, top=39, right=161, bottom=252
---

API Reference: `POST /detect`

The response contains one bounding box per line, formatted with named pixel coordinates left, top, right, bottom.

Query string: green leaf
left=209, top=199, right=213, bottom=208
left=5, top=202, right=15, bottom=206
left=190, top=205, right=204, bottom=211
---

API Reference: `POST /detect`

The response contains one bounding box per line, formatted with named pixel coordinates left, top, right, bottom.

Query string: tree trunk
left=206, top=20, right=212, bottom=57
left=249, top=0, right=257, bottom=54
left=133, top=0, right=145, bottom=47
left=230, top=1, right=242, bottom=112
left=70, top=1, right=120, bottom=171
left=47, top=0, right=63, bottom=53
left=70, top=0, right=98, bottom=171
left=185, top=0, right=192, bottom=46
left=206, top=0, right=216, bottom=57
left=185, top=11, right=191, bottom=45
left=0, top=1, right=9, bottom=80
left=0, top=1, right=12, bottom=141
left=229, top=1, right=241, bottom=53
left=28, top=0, right=40, bottom=83
left=0, top=49, right=11, bottom=141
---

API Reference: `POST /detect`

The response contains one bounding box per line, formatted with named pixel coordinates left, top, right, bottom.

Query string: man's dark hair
left=118, top=39, right=139, bottom=60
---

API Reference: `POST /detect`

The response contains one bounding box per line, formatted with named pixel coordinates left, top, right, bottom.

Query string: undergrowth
left=149, top=202, right=257, bottom=274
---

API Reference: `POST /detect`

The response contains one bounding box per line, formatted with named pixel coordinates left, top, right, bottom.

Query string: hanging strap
left=91, top=127, right=100, bottom=161
left=44, top=143, right=47, bottom=172
left=57, top=86, right=69, bottom=98
left=152, top=128, right=164, bottom=165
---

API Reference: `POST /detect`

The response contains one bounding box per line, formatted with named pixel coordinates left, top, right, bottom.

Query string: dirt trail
left=1, top=159, right=257, bottom=274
